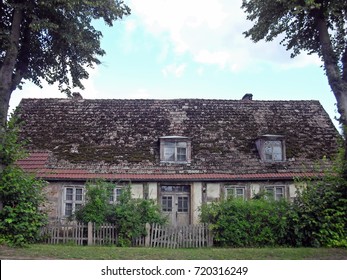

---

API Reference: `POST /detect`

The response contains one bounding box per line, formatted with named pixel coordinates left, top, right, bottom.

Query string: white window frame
left=109, top=187, right=123, bottom=204
left=160, top=136, right=191, bottom=163
left=63, top=186, right=84, bottom=217
left=264, top=186, right=285, bottom=201
left=225, top=186, right=246, bottom=200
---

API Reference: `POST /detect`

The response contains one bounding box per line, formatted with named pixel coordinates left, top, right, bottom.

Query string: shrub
left=289, top=173, right=347, bottom=247
left=0, top=116, right=47, bottom=246
left=75, top=181, right=166, bottom=246
left=74, top=180, right=114, bottom=225
left=200, top=197, right=290, bottom=247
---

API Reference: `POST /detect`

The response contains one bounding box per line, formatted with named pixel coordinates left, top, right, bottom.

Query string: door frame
left=158, top=183, right=191, bottom=226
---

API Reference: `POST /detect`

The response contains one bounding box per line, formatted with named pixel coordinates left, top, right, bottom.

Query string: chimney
left=242, top=93, right=253, bottom=101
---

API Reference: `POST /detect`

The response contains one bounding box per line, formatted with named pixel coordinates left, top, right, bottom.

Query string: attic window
left=160, top=136, right=191, bottom=163
left=256, top=135, right=285, bottom=162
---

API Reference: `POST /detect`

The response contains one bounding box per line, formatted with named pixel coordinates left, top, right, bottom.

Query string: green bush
left=201, top=157, right=347, bottom=248
left=74, top=180, right=114, bottom=225
left=0, top=166, right=48, bottom=247
left=289, top=173, right=347, bottom=247
left=0, top=116, right=47, bottom=247
left=75, top=181, right=166, bottom=246
left=200, top=197, right=290, bottom=247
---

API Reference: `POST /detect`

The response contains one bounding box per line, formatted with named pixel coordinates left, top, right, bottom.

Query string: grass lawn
left=0, top=244, right=346, bottom=260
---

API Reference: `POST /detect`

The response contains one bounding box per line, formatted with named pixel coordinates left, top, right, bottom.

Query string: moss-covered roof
left=17, top=98, right=340, bottom=175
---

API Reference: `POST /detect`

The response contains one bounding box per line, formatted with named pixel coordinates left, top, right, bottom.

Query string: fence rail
left=41, top=221, right=212, bottom=248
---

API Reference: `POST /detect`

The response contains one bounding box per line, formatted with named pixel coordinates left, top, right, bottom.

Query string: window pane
left=75, top=203, right=82, bottom=212
left=275, top=187, right=284, bottom=200
left=273, top=146, right=282, bottom=161
left=75, top=188, right=83, bottom=201
left=178, top=197, right=188, bottom=212
left=161, top=185, right=189, bottom=193
left=115, top=188, right=122, bottom=201
left=236, top=188, right=244, bottom=198
left=66, top=188, right=73, bottom=200
left=163, top=142, right=175, bottom=161
left=65, top=203, right=73, bottom=216
left=226, top=188, right=234, bottom=198
left=226, top=187, right=244, bottom=199
left=265, top=187, right=274, bottom=199
left=264, top=141, right=283, bottom=161
left=161, top=186, right=173, bottom=192
left=162, top=196, right=173, bottom=212
left=176, top=142, right=187, bottom=147
left=177, top=147, right=187, bottom=161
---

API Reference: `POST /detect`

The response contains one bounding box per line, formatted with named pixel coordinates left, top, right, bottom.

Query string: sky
left=9, top=0, right=340, bottom=129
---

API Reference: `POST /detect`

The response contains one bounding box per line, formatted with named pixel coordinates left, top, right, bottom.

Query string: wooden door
left=161, top=186, right=190, bottom=226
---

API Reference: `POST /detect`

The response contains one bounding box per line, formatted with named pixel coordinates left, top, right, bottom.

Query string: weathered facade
left=16, top=97, right=340, bottom=226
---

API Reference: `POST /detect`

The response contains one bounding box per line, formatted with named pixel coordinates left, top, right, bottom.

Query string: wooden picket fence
left=150, top=223, right=213, bottom=248
left=41, top=221, right=212, bottom=248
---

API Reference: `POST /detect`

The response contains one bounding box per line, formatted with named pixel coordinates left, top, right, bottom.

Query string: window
left=63, top=187, right=84, bottom=216
left=264, top=140, right=283, bottom=161
left=177, top=197, right=189, bottom=212
left=225, top=186, right=245, bottom=200
left=160, top=136, right=191, bottom=163
left=256, top=135, right=285, bottom=162
left=162, top=196, right=173, bottom=212
left=161, top=185, right=190, bottom=193
left=265, top=186, right=285, bottom=201
left=109, top=188, right=123, bottom=203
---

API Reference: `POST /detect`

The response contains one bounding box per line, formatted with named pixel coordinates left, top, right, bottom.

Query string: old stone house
left=16, top=96, right=339, bottom=226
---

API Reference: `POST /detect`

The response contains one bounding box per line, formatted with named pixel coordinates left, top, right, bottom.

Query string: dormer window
left=256, top=135, right=285, bottom=162
left=160, top=136, right=191, bottom=163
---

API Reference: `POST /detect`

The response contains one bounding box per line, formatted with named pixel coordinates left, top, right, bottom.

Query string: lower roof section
left=16, top=152, right=324, bottom=182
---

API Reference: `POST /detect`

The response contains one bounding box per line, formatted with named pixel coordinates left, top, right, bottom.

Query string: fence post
left=145, top=223, right=151, bottom=247
left=88, top=222, right=93, bottom=246
left=207, top=224, right=213, bottom=247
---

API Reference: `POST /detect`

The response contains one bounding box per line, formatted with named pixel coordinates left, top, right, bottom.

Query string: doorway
left=160, top=185, right=190, bottom=227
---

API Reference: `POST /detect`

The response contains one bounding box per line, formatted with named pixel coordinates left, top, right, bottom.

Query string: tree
left=242, top=0, right=347, bottom=171
left=0, top=0, right=130, bottom=172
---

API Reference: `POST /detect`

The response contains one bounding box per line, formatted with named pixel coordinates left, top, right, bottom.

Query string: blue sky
left=10, top=0, right=339, bottom=129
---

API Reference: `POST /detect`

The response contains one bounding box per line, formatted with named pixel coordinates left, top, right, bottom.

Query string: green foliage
left=0, top=166, right=47, bottom=247
left=242, top=0, right=347, bottom=154
left=75, top=181, right=166, bottom=247
left=0, top=115, right=27, bottom=166
left=0, top=116, right=47, bottom=247
left=201, top=153, right=347, bottom=248
left=242, top=0, right=347, bottom=62
left=289, top=168, right=347, bottom=247
left=74, top=180, right=114, bottom=225
left=0, top=0, right=131, bottom=95
left=200, top=197, right=290, bottom=247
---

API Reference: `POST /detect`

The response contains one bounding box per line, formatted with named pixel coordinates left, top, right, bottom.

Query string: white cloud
left=162, top=63, right=187, bottom=78
left=125, top=19, right=137, bottom=33
left=128, top=0, right=321, bottom=71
